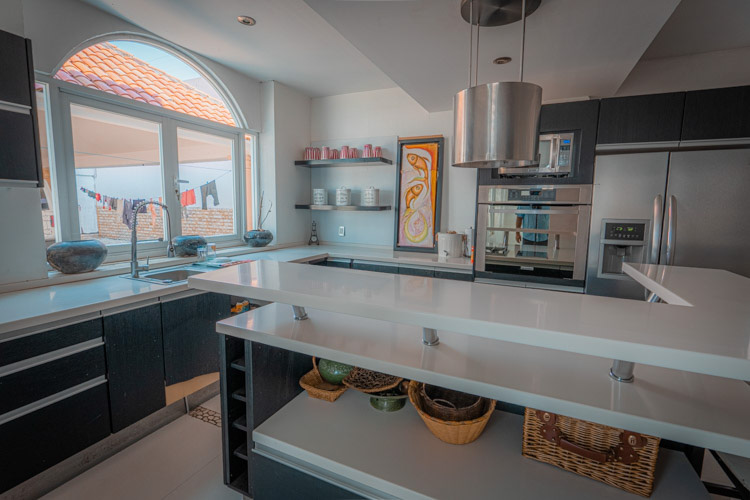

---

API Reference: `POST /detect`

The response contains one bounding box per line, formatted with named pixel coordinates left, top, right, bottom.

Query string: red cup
left=341, top=146, right=350, bottom=159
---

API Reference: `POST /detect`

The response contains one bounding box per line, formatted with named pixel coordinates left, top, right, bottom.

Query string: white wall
left=258, top=81, right=311, bottom=246
left=21, top=0, right=262, bottom=130
left=310, top=87, right=477, bottom=245
left=0, top=188, right=48, bottom=285
left=0, top=0, right=24, bottom=36
left=616, top=46, right=750, bottom=96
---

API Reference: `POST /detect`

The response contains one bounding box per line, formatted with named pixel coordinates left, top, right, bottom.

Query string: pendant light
left=452, top=0, right=542, bottom=168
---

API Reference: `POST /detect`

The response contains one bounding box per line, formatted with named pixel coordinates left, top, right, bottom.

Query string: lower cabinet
left=398, top=265, right=434, bottom=277
left=162, top=292, right=231, bottom=385
left=435, top=270, right=474, bottom=281
left=104, top=304, right=166, bottom=433
left=252, top=453, right=365, bottom=500
left=0, top=383, right=111, bottom=493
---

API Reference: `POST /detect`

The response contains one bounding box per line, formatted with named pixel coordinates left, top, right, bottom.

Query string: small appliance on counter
left=436, top=232, right=465, bottom=258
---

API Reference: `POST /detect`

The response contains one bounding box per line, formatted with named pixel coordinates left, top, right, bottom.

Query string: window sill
left=0, top=242, right=298, bottom=295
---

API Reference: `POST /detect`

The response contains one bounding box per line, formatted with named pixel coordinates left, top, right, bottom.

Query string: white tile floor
left=43, top=396, right=241, bottom=500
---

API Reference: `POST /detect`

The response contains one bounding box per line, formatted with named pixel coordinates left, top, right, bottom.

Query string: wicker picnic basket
left=522, top=408, right=660, bottom=497
left=298, top=358, right=347, bottom=403
left=408, top=381, right=495, bottom=445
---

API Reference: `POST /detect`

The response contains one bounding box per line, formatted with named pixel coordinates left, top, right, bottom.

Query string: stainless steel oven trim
left=476, top=204, right=591, bottom=281
left=478, top=185, right=592, bottom=205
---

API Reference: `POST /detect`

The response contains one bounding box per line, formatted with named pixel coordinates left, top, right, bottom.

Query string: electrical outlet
left=338, top=226, right=345, bottom=237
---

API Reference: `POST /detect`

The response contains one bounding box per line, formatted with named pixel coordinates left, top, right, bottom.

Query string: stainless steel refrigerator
left=586, top=148, right=750, bottom=299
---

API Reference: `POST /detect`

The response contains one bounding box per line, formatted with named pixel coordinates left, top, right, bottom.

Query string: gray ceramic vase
left=173, top=235, right=207, bottom=257
left=243, top=229, right=273, bottom=248
left=46, top=240, right=108, bottom=274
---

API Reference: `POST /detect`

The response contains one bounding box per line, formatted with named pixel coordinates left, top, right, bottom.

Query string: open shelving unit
left=295, top=157, right=393, bottom=167
left=295, top=204, right=391, bottom=211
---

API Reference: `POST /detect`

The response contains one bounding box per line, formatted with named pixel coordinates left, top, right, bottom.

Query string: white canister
left=312, top=188, right=327, bottom=205
left=362, top=186, right=380, bottom=206
left=436, top=232, right=465, bottom=258
left=336, top=187, right=352, bottom=206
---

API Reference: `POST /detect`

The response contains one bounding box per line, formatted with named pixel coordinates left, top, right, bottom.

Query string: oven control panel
left=604, top=222, right=646, bottom=241
left=507, top=189, right=557, bottom=202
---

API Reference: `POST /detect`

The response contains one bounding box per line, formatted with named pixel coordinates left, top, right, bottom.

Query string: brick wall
left=95, top=207, right=234, bottom=240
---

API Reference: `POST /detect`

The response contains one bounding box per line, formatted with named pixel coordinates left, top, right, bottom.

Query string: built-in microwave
left=495, top=132, right=575, bottom=177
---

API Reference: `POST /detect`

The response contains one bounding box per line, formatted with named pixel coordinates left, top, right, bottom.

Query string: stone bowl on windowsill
left=243, top=229, right=273, bottom=247
left=46, top=240, right=108, bottom=274
left=173, top=235, right=207, bottom=257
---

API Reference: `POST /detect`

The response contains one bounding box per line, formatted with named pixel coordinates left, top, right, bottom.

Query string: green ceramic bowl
left=317, top=359, right=353, bottom=385
left=369, top=391, right=408, bottom=412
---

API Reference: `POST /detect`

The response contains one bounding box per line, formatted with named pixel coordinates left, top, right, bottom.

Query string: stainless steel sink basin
left=124, top=267, right=205, bottom=284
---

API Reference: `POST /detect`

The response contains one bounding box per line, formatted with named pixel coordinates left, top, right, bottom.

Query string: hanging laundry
left=200, top=181, right=219, bottom=209
left=150, top=198, right=156, bottom=226
left=181, top=189, right=196, bottom=207
left=122, top=199, right=133, bottom=229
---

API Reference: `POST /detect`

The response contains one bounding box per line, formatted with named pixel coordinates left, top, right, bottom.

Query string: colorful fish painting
left=395, top=137, right=443, bottom=251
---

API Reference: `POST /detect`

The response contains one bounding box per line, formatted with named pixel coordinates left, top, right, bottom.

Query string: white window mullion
left=55, top=91, right=81, bottom=242
left=235, top=132, right=245, bottom=236
left=160, top=118, right=181, bottom=240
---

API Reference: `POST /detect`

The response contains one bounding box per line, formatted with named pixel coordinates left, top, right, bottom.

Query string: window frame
left=37, top=39, right=258, bottom=262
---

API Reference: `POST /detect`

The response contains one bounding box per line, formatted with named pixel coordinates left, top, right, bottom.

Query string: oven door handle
left=488, top=208, right=580, bottom=215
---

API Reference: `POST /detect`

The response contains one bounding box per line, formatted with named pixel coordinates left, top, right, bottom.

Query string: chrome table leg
left=610, top=360, right=635, bottom=383
left=292, top=305, right=308, bottom=320
left=422, top=327, right=439, bottom=346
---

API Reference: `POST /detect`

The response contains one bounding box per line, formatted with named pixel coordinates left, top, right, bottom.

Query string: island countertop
left=189, top=260, right=750, bottom=381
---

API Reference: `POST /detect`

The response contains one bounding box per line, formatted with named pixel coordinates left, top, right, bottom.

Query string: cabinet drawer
left=0, top=318, right=103, bottom=368
left=0, top=382, right=111, bottom=494
left=0, top=30, right=32, bottom=107
left=0, top=345, right=106, bottom=416
left=0, top=109, right=38, bottom=182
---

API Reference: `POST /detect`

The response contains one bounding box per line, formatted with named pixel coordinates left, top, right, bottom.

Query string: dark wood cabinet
left=0, top=383, right=111, bottom=494
left=0, top=30, right=32, bottom=106
left=104, top=304, right=166, bottom=433
left=681, top=85, right=750, bottom=141
left=398, top=266, right=434, bottom=277
left=161, top=292, right=231, bottom=385
left=351, top=261, right=398, bottom=274
left=0, top=29, right=42, bottom=185
left=434, top=270, right=473, bottom=281
left=597, top=92, right=685, bottom=145
left=0, top=318, right=103, bottom=367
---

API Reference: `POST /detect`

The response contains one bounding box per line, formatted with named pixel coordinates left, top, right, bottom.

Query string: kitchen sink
left=124, top=267, right=205, bottom=284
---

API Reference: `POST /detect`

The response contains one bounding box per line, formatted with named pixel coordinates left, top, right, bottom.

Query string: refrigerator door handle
left=649, top=194, right=663, bottom=265
left=664, top=195, right=677, bottom=265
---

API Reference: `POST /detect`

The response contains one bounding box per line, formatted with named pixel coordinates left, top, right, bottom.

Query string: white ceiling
left=304, top=0, right=680, bottom=111
left=78, top=0, right=396, bottom=97
left=642, top=0, right=750, bottom=60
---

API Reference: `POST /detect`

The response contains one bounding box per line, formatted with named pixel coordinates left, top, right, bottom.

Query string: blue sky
left=112, top=40, right=200, bottom=81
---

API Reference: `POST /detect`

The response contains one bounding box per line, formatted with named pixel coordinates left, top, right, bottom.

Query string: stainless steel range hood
left=453, top=81, right=542, bottom=168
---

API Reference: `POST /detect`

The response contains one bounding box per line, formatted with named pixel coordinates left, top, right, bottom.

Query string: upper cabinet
left=597, top=92, right=685, bottom=146
left=0, top=29, right=42, bottom=186
left=681, top=85, right=750, bottom=142
left=540, top=99, right=600, bottom=184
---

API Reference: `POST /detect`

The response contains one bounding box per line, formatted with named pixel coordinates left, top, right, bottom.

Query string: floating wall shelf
left=295, top=204, right=392, bottom=211
left=294, top=157, right=393, bottom=167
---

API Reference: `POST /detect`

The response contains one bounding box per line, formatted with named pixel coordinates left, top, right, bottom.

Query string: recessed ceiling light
left=237, top=15, right=256, bottom=26
left=493, top=56, right=512, bottom=65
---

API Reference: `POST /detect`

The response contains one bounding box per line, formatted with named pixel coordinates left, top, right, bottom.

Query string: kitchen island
left=189, top=260, right=750, bottom=499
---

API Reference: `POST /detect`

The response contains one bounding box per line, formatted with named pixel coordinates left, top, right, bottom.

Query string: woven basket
left=522, top=408, right=660, bottom=497
left=421, top=384, right=484, bottom=421
left=408, top=381, right=495, bottom=445
left=343, top=367, right=403, bottom=394
left=298, top=358, right=346, bottom=402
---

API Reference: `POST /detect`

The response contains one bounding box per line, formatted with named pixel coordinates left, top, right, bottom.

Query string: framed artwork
left=393, top=136, right=444, bottom=253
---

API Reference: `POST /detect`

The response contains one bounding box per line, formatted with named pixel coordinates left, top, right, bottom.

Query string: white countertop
left=191, top=260, right=750, bottom=381
left=220, top=303, right=750, bottom=457
left=0, top=244, right=470, bottom=336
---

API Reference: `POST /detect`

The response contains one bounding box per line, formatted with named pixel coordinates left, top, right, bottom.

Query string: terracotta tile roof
left=55, top=42, right=235, bottom=126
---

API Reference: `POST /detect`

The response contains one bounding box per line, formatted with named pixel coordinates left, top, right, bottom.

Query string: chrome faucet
left=131, top=200, right=175, bottom=278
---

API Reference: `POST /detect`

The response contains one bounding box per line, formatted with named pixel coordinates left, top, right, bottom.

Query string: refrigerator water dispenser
left=597, top=220, right=649, bottom=278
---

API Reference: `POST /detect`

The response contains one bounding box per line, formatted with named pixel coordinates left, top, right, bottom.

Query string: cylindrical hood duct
left=452, top=81, right=542, bottom=168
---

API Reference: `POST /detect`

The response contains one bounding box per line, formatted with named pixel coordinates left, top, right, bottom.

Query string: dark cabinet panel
left=597, top=92, right=685, bottom=145
left=0, top=383, right=111, bottom=494
left=252, top=453, right=365, bottom=500
left=0, top=346, right=105, bottom=415
left=398, top=266, right=434, bottom=277
left=434, top=270, right=474, bottom=282
left=682, top=85, right=750, bottom=141
left=104, top=304, right=166, bottom=432
left=0, top=318, right=103, bottom=368
left=351, top=262, right=398, bottom=274
left=324, top=259, right=351, bottom=268
left=162, top=293, right=231, bottom=385
left=0, top=109, right=39, bottom=182
left=0, top=30, right=32, bottom=106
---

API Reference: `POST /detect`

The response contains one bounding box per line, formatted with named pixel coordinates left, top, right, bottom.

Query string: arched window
left=41, top=38, right=256, bottom=252
left=55, top=40, right=236, bottom=126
